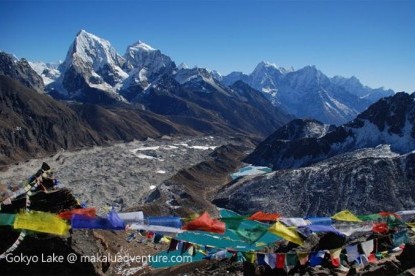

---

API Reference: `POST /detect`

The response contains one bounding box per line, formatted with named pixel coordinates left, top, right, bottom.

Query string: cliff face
left=214, top=146, right=415, bottom=217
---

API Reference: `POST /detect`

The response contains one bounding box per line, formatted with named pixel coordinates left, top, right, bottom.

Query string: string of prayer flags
left=183, top=212, right=225, bottom=234
left=332, top=210, right=362, bottom=222
left=14, top=211, right=69, bottom=236
left=268, top=221, right=304, bottom=246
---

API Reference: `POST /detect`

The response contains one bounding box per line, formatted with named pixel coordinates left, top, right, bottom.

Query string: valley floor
left=0, top=135, right=232, bottom=213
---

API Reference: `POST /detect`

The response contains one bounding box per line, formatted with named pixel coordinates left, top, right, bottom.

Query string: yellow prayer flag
left=329, top=248, right=342, bottom=259
left=242, top=251, right=257, bottom=263
left=331, top=210, right=362, bottom=222
left=407, top=222, right=415, bottom=230
left=14, top=211, right=69, bottom=236
left=297, top=252, right=309, bottom=265
left=268, top=221, right=304, bottom=246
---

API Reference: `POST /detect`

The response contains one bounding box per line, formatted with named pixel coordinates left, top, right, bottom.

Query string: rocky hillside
left=214, top=145, right=415, bottom=216
left=0, top=76, right=103, bottom=166
left=145, top=143, right=249, bottom=217
left=0, top=75, right=201, bottom=167
left=245, top=92, right=415, bottom=170
left=0, top=52, right=44, bottom=93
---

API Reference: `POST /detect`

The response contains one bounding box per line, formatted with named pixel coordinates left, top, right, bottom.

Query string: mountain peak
left=128, top=40, right=156, bottom=52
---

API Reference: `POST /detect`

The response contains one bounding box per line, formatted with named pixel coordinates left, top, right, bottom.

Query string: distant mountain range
left=26, top=29, right=394, bottom=125
left=216, top=62, right=394, bottom=124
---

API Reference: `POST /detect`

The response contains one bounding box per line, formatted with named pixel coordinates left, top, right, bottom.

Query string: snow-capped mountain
left=49, top=29, right=128, bottom=102
left=25, top=29, right=397, bottom=128
left=220, top=63, right=394, bottom=125
left=120, top=40, right=175, bottom=101
left=331, top=75, right=394, bottom=101
left=28, top=61, right=60, bottom=85
left=245, top=92, right=415, bottom=170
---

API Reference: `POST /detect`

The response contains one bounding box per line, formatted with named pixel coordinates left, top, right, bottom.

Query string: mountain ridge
left=25, top=30, right=396, bottom=126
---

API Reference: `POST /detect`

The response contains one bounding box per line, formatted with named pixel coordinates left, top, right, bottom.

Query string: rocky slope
left=245, top=92, right=415, bottom=170
left=214, top=145, right=415, bottom=216
left=145, top=143, right=249, bottom=217
left=0, top=75, right=203, bottom=167
left=140, top=75, right=291, bottom=138
left=0, top=52, right=44, bottom=93
left=0, top=76, right=103, bottom=167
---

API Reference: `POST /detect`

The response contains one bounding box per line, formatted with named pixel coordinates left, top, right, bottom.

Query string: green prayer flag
left=0, top=213, right=16, bottom=226
left=286, top=253, right=298, bottom=266
left=358, top=214, right=382, bottom=221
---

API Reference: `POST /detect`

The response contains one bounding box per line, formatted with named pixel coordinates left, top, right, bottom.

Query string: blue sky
left=0, top=0, right=414, bottom=92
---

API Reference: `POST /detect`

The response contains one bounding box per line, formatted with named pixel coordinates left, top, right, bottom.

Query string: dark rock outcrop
left=0, top=52, right=44, bottom=93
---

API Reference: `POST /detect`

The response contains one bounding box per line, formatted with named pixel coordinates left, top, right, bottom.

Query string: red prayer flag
left=276, top=254, right=285, bottom=269
left=331, top=257, right=340, bottom=267
left=58, top=208, right=96, bottom=220
left=182, top=212, right=225, bottom=234
left=248, top=211, right=280, bottom=221
left=368, top=253, right=377, bottom=263
left=372, top=222, right=389, bottom=234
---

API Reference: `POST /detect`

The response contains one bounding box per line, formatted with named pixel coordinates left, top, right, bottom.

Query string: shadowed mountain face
left=0, top=76, right=103, bottom=166
left=140, top=76, right=291, bottom=138
left=245, top=92, right=415, bottom=170
left=214, top=146, right=415, bottom=217
left=0, top=76, right=200, bottom=167
left=0, top=52, right=45, bottom=93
